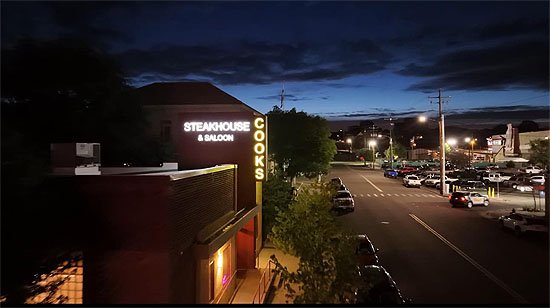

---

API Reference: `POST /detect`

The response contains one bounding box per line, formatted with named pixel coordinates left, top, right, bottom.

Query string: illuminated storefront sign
left=253, top=117, right=266, bottom=181
left=184, top=121, right=250, bottom=142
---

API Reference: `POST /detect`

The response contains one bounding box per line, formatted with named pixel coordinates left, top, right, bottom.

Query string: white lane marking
left=373, top=194, right=378, bottom=197
left=380, top=194, right=385, bottom=197
left=408, top=194, right=414, bottom=196
left=360, top=175, right=383, bottom=192
left=366, top=193, right=371, bottom=197
left=414, top=194, right=422, bottom=197
left=429, top=195, right=436, bottom=198
left=409, top=214, right=528, bottom=304
left=359, top=194, right=364, bottom=197
left=380, top=221, right=390, bottom=224
left=401, top=194, right=407, bottom=196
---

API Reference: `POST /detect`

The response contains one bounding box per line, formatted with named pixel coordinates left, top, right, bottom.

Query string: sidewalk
left=480, top=192, right=546, bottom=220
left=228, top=242, right=300, bottom=304
left=258, top=242, right=300, bottom=304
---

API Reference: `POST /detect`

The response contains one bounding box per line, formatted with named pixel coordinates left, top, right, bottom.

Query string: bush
left=506, top=161, right=515, bottom=168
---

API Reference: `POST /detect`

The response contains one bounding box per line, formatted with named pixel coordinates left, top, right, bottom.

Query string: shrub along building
left=42, top=82, right=267, bottom=304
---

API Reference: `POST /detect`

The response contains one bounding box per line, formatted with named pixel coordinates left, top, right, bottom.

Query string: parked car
left=449, top=191, right=489, bottom=208
left=524, top=166, right=542, bottom=174
left=331, top=177, right=343, bottom=186
left=530, top=175, right=545, bottom=185
left=499, top=212, right=548, bottom=236
left=383, top=168, right=399, bottom=178
left=424, top=176, right=441, bottom=187
left=514, top=183, right=533, bottom=192
left=345, top=265, right=411, bottom=305
left=503, top=175, right=530, bottom=187
left=332, top=190, right=355, bottom=212
left=403, top=175, right=421, bottom=188
left=397, top=166, right=417, bottom=177
left=454, top=180, right=486, bottom=192
left=355, top=235, right=379, bottom=266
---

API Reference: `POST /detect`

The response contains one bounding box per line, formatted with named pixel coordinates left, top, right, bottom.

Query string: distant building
left=488, top=123, right=549, bottom=163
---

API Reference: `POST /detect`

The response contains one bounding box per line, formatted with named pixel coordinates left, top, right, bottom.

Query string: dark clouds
left=116, top=40, right=393, bottom=86
left=321, top=105, right=550, bottom=129
left=399, top=39, right=549, bottom=92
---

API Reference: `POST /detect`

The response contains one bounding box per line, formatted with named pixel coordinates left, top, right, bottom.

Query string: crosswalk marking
left=359, top=193, right=446, bottom=199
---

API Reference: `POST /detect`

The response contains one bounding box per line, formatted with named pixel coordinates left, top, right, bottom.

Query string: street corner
left=479, top=208, right=517, bottom=220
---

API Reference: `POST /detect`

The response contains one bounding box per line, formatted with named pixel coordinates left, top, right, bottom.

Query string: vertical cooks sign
left=253, top=117, right=266, bottom=181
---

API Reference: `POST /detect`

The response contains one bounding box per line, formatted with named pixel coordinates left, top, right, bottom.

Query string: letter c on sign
left=254, top=118, right=265, bottom=129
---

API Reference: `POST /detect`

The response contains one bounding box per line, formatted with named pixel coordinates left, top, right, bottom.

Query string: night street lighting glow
left=446, top=138, right=457, bottom=146
left=418, top=116, right=427, bottom=123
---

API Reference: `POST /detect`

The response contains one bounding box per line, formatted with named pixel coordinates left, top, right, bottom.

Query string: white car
left=499, top=212, right=548, bottom=236
left=425, top=175, right=457, bottom=187
left=332, top=190, right=355, bottom=211
left=403, top=175, right=421, bottom=188
left=530, top=175, right=545, bottom=185
left=525, top=166, right=542, bottom=174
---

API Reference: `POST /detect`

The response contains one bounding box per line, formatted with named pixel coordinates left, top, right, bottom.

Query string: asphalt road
left=329, top=164, right=549, bottom=305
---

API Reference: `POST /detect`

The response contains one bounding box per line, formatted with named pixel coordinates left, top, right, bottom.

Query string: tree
left=269, top=183, right=357, bottom=304
left=447, top=151, right=469, bottom=168
left=383, top=142, right=407, bottom=161
left=518, top=120, right=539, bottom=133
left=528, top=139, right=549, bottom=169
left=357, top=148, right=375, bottom=162
left=267, top=107, right=337, bottom=179
left=262, top=171, right=294, bottom=241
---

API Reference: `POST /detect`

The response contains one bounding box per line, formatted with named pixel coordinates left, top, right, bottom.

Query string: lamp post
left=346, top=138, right=353, bottom=153
left=465, top=137, right=477, bottom=166
left=368, top=140, right=377, bottom=169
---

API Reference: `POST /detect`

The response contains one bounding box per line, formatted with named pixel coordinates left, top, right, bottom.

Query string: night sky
left=2, top=1, right=549, bottom=127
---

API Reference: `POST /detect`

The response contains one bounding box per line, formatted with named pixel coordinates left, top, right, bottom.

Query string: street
left=329, top=164, right=549, bottom=305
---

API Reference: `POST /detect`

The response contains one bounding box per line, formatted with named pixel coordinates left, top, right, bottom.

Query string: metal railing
left=214, top=269, right=240, bottom=304
left=252, top=260, right=276, bottom=304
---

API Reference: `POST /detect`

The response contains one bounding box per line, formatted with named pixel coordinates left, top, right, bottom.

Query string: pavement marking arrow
left=409, top=213, right=529, bottom=304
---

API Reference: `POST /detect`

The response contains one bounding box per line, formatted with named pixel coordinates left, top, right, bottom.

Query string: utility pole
left=429, top=89, right=451, bottom=195
left=384, top=115, right=394, bottom=168
left=279, top=82, right=285, bottom=110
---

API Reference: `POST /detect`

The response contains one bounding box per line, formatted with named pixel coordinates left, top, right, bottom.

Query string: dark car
left=383, top=168, right=398, bottom=178
left=355, top=235, right=379, bottom=266
left=345, top=265, right=410, bottom=305
left=449, top=191, right=489, bottom=208
left=397, top=166, right=417, bottom=177
left=331, top=177, right=343, bottom=187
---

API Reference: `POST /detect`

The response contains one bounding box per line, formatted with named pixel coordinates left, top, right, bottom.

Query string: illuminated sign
left=184, top=121, right=250, bottom=142
left=254, top=117, right=266, bottom=181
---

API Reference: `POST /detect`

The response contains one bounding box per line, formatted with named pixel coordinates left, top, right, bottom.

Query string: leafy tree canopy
left=269, top=183, right=358, bottom=304
left=384, top=142, right=407, bottom=160
left=267, top=107, right=337, bottom=179
left=529, top=139, right=549, bottom=169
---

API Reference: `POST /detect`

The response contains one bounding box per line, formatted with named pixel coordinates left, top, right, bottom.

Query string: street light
left=447, top=138, right=457, bottom=146
left=368, top=140, right=377, bottom=169
left=346, top=138, right=352, bottom=153
left=466, top=138, right=477, bottom=165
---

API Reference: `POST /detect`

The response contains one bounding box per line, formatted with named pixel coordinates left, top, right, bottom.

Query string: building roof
left=136, top=82, right=245, bottom=106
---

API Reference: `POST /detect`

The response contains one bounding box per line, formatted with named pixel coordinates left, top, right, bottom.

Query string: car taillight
left=448, top=195, right=452, bottom=200
left=460, top=196, right=466, bottom=201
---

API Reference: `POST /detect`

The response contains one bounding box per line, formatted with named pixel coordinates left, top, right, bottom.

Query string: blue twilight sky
left=2, top=1, right=549, bottom=126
